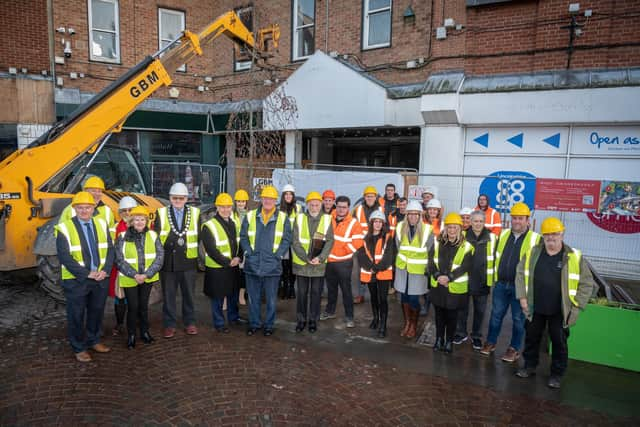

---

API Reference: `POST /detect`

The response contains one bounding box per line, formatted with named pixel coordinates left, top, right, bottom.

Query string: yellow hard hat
left=83, top=176, right=105, bottom=190
left=215, top=192, right=233, bottom=206
left=71, top=191, right=96, bottom=206
left=541, top=217, right=565, bottom=234
left=306, top=191, right=322, bottom=203
left=234, top=189, right=249, bottom=201
left=510, top=202, right=531, bottom=217
left=444, top=212, right=463, bottom=226
left=129, top=206, right=149, bottom=217
left=363, top=186, right=377, bottom=196
left=260, top=185, right=278, bottom=199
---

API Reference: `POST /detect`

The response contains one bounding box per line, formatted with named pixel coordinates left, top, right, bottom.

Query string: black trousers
left=161, top=269, right=197, bottom=328
left=123, top=282, right=153, bottom=336
left=296, top=276, right=324, bottom=322
left=367, top=280, right=390, bottom=318
left=523, top=312, right=569, bottom=377
left=281, top=258, right=295, bottom=286
left=455, top=294, right=489, bottom=339
left=435, top=306, right=459, bottom=342
left=324, top=260, right=354, bottom=319
left=62, top=278, right=109, bottom=353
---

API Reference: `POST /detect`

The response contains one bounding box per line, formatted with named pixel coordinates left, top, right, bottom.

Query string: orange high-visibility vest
left=477, top=206, right=502, bottom=236
left=360, top=234, right=393, bottom=283
left=328, top=213, right=364, bottom=262
left=354, top=203, right=384, bottom=236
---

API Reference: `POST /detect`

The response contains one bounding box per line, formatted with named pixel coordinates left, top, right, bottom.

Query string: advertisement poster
left=252, top=177, right=273, bottom=201
left=534, top=178, right=601, bottom=213
left=599, top=181, right=640, bottom=216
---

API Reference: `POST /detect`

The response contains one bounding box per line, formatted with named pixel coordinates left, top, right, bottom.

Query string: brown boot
left=405, top=308, right=420, bottom=339
left=400, top=303, right=411, bottom=337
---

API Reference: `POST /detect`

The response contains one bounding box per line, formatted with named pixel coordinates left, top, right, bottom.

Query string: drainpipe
left=47, top=0, right=56, bottom=116
left=325, top=0, right=329, bottom=52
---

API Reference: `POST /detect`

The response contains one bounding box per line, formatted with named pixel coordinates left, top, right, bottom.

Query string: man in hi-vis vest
left=240, top=185, right=292, bottom=337
left=56, top=191, right=115, bottom=362
left=515, top=217, right=595, bottom=389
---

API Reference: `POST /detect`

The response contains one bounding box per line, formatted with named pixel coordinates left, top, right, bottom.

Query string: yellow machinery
left=0, top=11, right=279, bottom=300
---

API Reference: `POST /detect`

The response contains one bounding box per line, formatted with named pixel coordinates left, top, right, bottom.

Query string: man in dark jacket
left=240, top=186, right=292, bottom=336
left=453, top=210, right=496, bottom=349
left=56, top=191, right=115, bottom=362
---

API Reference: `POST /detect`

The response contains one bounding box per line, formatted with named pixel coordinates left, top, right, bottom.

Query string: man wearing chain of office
left=155, top=182, right=202, bottom=338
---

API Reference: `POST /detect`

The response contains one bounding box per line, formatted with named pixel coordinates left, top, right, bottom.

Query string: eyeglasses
left=170, top=196, right=187, bottom=201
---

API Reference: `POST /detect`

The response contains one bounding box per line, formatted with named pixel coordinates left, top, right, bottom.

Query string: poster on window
left=252, top=177, right=273, bottom=201
left=599, top=181, right=640, bottom=216
left=534, top=178, right=601, bottom=213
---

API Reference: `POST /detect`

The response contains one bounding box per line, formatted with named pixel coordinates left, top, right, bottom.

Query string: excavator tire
left=37, top=255, right=65, bottom=303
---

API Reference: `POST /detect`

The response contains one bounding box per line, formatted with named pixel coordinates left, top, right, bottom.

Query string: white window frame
left=88, top=0, right=120, bottom=63
left=158, top=8, right=186, bottom=72
left=363, top=0, right=392, bottom=50
left=292, top=0, right=315, bottom=61
left=234, top=7, right=253, bottom=72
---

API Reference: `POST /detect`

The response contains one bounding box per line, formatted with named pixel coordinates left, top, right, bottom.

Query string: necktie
left=84, top=223, right=99, bottom=270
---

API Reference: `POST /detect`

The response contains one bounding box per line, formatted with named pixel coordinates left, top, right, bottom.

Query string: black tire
left=37, top=255, right=65, bottom=303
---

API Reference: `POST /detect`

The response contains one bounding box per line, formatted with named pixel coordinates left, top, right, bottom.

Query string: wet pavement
left=1, top=274, right=639, bottom=426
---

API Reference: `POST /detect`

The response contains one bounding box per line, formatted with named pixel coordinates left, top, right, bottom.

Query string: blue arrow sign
left=543, top=133, right=561, bottom=148
left=474, top=133, right=489, bottom=148
left=507, top=133, right=524, bottom=148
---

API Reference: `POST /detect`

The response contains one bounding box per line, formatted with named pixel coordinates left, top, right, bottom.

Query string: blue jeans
left=400, top=292, right=421, bottom=310
left=486, top=281, right=525, bottom=351
left=62, top=278, right=109, bottom=353
left=245, top=274, right=279, bottom=329
left=209, top=291, right=240, bottom=329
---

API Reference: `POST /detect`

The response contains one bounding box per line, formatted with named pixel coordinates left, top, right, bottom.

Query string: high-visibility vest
left=486, top=232, right=497, bottom=287
left=494, top=229, right=540, bottom=281
left=202, top=216, right=240, bottom=268
left=395, top=221, right=433, bottom=275
left=283, top=204, right=302, bottom=226
left=157, top=205, right=200, bottom=259
left=360, top=234, right=393, bottom=283
left=388, top=213, right=397, bottom=237
left=246, top=209, right=287, bottom=253
left=354, top=204, right=383, bottom=235
left=523, top=248, right=582, bottom=307
left=58, top=203, right=116, bottom=238
left=292, top=213, right=332, bottom=265
left=430, top=240, right=474, bottom=294
left=328, top=214, right=363, bottom=262
left=479, top=206, right=502, bottom=236
left=55, top=218, right=110, bottom=280
left=118, top=230, right=160, bottom=287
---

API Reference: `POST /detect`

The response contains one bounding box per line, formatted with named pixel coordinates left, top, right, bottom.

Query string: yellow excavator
left=0, top=11, right=279, bottom=301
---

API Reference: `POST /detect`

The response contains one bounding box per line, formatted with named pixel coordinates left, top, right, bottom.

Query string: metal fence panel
left=142, top=162, right=223, bottom=204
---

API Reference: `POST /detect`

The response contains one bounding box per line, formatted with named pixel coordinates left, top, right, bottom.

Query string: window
left=363, top=0, right=392, bottom=50
left=159, top=8, right=186, bottom=72
left=292, top=0, right=315, bottom=60
left=88, top=0, right=120, bottom=62
left=234, top=7, right=253, bottom=71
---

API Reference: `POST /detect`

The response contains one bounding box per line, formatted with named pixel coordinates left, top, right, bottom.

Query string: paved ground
left=1, top=276, right=639, bottom=426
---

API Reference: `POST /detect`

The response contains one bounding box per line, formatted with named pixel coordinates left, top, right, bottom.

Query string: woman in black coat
left=201, top=193, right=242, bottom=333
left=428, top=213, right=473, bottom=353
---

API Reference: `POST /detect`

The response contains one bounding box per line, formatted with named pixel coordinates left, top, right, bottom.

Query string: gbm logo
left=479, top=171, right=536, bottom=213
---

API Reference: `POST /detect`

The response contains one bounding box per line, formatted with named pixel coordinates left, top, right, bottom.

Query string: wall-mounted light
left=403, top=5, right=416, bottom=25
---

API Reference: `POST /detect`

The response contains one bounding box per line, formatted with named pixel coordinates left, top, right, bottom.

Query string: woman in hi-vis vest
left=115, top=206, right=164, bottom=349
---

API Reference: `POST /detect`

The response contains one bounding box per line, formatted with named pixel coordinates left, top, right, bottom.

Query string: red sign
left=534, top=178, right=601, bottom=213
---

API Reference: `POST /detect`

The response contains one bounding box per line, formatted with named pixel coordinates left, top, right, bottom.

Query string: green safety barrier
left=568, top=302, right=640, bottom=372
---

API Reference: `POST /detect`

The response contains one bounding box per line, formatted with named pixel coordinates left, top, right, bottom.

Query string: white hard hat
left=406, top=200, right=423, bottom=213
left=118, top=196, right=137, bottom=210
left=422, top=186, right=439, bottom=198
left=369, top=210, right=386, bottom=223
left=282, top=184, right=296, bottom=193
left=459, top=207, right=473, bottom=216
left=426, top=199, right=442, bottom=209
left=169, top=182, right=189, bottom=196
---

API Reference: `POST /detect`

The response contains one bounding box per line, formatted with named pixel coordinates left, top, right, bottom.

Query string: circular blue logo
left=479, top=171, right=536, bottom=213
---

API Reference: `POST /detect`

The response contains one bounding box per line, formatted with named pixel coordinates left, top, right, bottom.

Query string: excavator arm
left=0, top=11, right=279, bottom=271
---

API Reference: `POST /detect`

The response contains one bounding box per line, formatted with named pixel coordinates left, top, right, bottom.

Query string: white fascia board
left=263, top=51, right=387, bottom=131
left=459, top=87, right=640, bottom=125
left=420, top=92, right=460, bottom=125
left=384, top=97, right=423, bottom=126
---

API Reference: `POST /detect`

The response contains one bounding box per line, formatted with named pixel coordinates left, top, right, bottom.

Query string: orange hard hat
left=322, top=190, right=336, bottom=200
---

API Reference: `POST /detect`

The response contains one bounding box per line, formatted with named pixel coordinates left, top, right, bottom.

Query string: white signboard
left=466, top=127, right=569, bottom=154
left=571, top=126, right=640, bottom=155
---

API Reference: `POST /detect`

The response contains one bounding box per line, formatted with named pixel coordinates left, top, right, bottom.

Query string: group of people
left=55, top=177, right=595, bottom=389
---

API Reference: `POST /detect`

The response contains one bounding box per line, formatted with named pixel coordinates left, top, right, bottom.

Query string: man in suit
left=56, top=191, right=115, bottom=362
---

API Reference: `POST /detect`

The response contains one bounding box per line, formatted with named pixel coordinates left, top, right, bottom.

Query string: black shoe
left=433, top=337, right=444, bottom=352
left=377, top=325, right=386, bottom=338
left=263, top=328, right=274, bottom=336
left=216, top=327, right=230, bottom=334
left=308, top=321, right=317, bottom=333
left=516, top=367, right=536, bottom=378
left=141, top=331, right=155, bottom=344
left=247, top=327, right=258, bottom=336
left=444, top=340, right=453, bottom=354
left=452, top=334, right=468, bottom=345
left=369, top=317, right=379, bottom=330
left=127, top=334, right=136, bottom=350
left=547, top=375, right=562, bottom=389
left=472, top=338, right=482, bottom=350
left=295, top=322, right=306, bottom=333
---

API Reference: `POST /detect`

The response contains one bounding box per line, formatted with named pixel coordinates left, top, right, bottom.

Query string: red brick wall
left=11, top=0, right=638, bottom=106
left=0, top=0, right=49, bottom=73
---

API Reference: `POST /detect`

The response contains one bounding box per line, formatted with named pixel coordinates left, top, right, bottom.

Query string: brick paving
left=0, top=305, right=634, bottom=427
